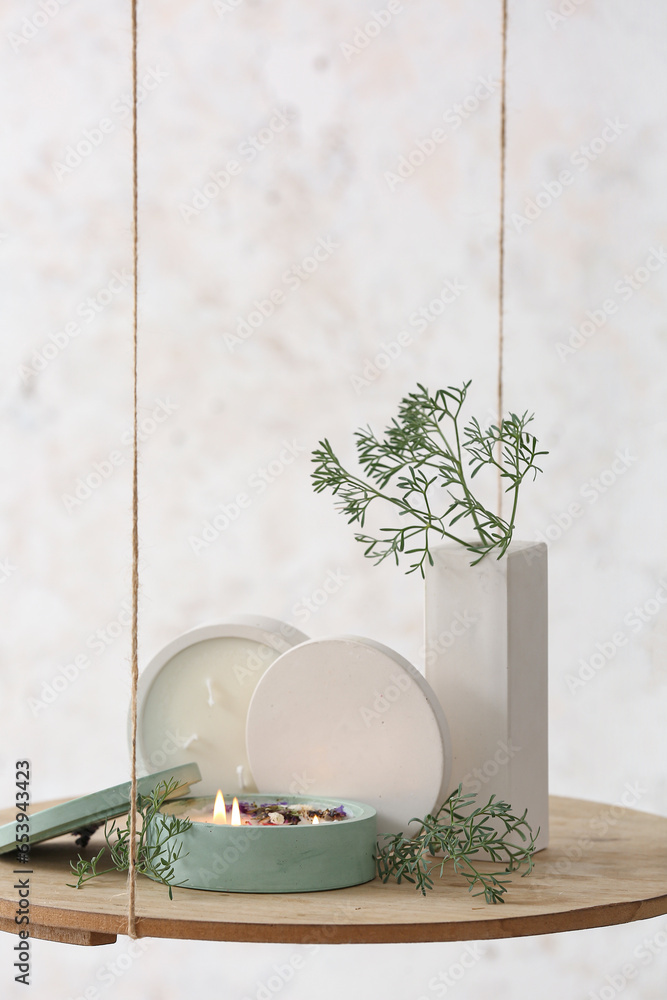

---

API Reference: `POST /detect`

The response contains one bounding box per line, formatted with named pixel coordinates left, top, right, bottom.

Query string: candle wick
left=236, top=764, right=246, bottom=790
left=205, top=678, right=215, bottom=707
left=181, top=733, right=199, bottom=749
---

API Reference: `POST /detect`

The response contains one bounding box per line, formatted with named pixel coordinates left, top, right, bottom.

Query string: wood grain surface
left=0, top=796, right=665, bottom=947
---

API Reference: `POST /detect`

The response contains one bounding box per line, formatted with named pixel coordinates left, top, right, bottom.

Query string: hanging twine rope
left=127, top=0, right=140, bottom=941
left=497, top=0, right=508, bottom=517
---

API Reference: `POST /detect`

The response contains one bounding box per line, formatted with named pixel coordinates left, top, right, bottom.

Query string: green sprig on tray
left=312, top=381, right=547, bottom=574
left=375, top=786, right=537, bottom=903
left=67, top=778, right=192, bottom=900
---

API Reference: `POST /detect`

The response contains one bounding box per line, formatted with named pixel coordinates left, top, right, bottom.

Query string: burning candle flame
left=312, top=815, right=320, bottom=825
left=231, top=796, right=242, bottom=826
left=213, top=790, right=227, bottom=825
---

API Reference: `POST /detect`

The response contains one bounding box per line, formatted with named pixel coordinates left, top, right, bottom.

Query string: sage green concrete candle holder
left=148, top=794, right=377, bottom=893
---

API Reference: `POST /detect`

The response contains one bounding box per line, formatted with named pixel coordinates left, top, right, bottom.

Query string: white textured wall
left=1, top=0, right=666, bottom=996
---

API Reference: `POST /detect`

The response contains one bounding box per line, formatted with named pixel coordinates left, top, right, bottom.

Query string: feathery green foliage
left=68, top=778, right=192, bottom=900
left=312, top=382, right=546, bottom=574
left=376, top=786, right=537, bottom=902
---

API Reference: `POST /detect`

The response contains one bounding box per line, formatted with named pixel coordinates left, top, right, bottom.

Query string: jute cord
left=128, top=0, right=139, bottom=941
left=497, top=0, right=508, bottom=516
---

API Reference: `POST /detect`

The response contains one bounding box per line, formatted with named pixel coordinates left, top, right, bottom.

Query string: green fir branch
left=312, top=382, right=547, bottom=574
left=375, top=786, right=538, bottom=902
left=67, top=778, right=192, bottom=900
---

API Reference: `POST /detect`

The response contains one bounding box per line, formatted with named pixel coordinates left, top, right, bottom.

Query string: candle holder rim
left=158, top=792, right=376, bottom=826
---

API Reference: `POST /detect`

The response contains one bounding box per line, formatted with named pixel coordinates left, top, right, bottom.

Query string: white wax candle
left=137, top=619, right=309, bottom=795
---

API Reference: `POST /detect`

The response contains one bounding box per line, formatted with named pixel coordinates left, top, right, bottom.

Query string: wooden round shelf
left=0, top=796, right=665, bottom=947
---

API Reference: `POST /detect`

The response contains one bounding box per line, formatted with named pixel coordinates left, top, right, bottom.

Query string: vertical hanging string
left=497, top=0, right=508, bottom=517
left=127, top=0, right=140, bottom=941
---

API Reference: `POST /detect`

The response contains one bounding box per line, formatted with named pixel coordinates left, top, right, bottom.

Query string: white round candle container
left=134, top=616, right=309, bottom=796
left=148, top=794, right=377, bottom=893
left=246, top=636, right=452, bottom=836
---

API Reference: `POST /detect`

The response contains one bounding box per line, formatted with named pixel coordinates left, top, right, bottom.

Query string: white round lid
left=246, top=635, right=451, bottom=835
left=135, top=615, right=309, bottom=796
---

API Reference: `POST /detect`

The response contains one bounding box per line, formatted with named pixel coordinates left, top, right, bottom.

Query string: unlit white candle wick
left=181, top=733, right=199, bottom=749
left=205, top=678, right=215, bottom=706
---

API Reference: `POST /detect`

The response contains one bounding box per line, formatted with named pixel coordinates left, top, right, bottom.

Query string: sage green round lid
left=0, top=761, right=201, bottom=855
